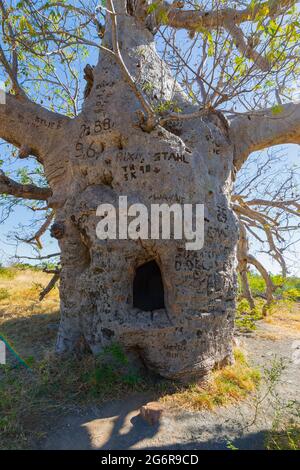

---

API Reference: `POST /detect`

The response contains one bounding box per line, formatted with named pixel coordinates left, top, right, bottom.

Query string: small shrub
left=154, top=100, right=182, bottom=114
left=0, top=288, right=10, bottom=301
left=235, top=299, right=262, bottom=331
left=282, top=288, right=300, bottom=301
left=0, top=267, right=16, bottom=280
left=266, top=425, right=300, bottom=450
left=11, top=263, right=40, bottom=271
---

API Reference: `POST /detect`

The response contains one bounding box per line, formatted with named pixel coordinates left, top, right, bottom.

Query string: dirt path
left=37, top=322, right=300, bottom=450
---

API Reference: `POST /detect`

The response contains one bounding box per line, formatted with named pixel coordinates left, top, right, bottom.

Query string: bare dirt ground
left=37, top=321, right=300, bottom=450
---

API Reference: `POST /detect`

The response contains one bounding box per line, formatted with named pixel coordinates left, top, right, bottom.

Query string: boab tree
left=0, top=0, right=300, bottom=380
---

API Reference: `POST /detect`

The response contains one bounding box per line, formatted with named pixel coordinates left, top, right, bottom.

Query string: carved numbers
left=74, top=119, right=114, bottom=159
left=79, top=118, right=114, bottom=139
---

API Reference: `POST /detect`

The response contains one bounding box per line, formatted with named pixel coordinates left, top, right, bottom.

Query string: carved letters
left=17, top=113, right=63, bottom=130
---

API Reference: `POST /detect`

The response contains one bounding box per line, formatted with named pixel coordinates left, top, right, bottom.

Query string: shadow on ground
left=0, top=310, right=59, bottom=360
left=37, top=393, right=267, bottom=450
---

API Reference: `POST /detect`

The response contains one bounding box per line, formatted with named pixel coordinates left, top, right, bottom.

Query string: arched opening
left=133, top=260, right=165, bottom=311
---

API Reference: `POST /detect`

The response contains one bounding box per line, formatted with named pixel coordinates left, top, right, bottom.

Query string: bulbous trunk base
left=51, top=11, right=238, bottom=381
left=55, top=203, right=237, bottom=380
left=56, top=307, right=235, bottom=381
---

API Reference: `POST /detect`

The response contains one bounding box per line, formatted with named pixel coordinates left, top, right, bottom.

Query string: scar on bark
left=50, top=221, right=65, bottom=239
left=207, top=106, right=230, bottom=138
left=83, top=64, right=94, bottom=99
left=18, top=144, right=32, bottom=159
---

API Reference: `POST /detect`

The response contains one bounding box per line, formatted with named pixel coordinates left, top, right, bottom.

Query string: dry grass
left=0, top=346, right=151, bottom=449
left=0, top=269, right=59, bottom=360
left=264, top=300, right=300, bottom=335
left=0, top=272, right=150, bottom=448
left=266, top=425, right=300, bottom=450
left=0, top=347, right=260, bottom=449
left=255, top=330, right=283, bottom=341
left=160, top=349, right=261, bottom=412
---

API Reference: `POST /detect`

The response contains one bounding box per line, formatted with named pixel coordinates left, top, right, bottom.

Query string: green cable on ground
left=0, top=334, right=31, bottom=369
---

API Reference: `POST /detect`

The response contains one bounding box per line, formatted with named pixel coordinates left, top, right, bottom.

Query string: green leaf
left=271, top=105, right=284, bottom=115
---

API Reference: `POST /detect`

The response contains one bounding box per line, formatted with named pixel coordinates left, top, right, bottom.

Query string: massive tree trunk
left=48, top=1, right=238, bottom=380
left=1, top=1, right=299, bottom=380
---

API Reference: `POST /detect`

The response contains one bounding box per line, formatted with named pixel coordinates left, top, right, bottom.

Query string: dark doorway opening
left=133, top=260, right=165, bottom=311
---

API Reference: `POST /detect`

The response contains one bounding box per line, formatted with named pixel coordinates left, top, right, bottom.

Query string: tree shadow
left=39, top=393, right=160, bottom=450
left=0, top=309, right=59, bottom=361
left=38, top=391, right=268, bottom=450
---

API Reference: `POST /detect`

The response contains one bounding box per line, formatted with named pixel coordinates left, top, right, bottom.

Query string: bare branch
left=237, top=222, right=255, bottom=310
left=0, top=170, right=52, bottom=200
left=161, top=1, right=298, bottom=32
left=0, top=93, right=71, bottom=160
left=16, top=211, right=55, bottom=249
left=247, top=254, right=275, bottom=311
left=14, top=252, right=60, bottom=261
left=230, top=102, right=300, bottom=169
left=39, top=272, right=60, bottom=301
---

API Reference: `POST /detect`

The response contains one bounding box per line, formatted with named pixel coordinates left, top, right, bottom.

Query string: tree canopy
left=0, top=0, right=299, bottom=304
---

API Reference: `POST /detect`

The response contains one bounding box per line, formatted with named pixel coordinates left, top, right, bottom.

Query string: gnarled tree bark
left=1, top=0, right=300, bottom=380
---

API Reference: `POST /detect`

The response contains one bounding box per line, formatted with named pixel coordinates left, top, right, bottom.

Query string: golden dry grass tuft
left=159, top=349, right=261, bottom=411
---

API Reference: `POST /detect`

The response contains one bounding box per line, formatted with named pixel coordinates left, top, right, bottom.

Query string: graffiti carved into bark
left=1, top=0, right=300, bottom=380
left=51, top=10, right=238, bottom=380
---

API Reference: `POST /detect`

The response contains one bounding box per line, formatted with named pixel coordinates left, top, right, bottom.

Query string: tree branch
left=247, top=254, right=275, bottom=312
left=161, top=0, right=298, bottom=32
left=0, top=93, right=70, bottom=160
left=237, top=222, right=256, bottom=310
left=14, top=252, right=60, bottom=261
left=39, top=272, right=60, bottom=301
left=16, top=211, right=55, bottom=249
left=0, top=170, right=52, bottom=200
left=224, top=21, right=270, bottom=72
left=230, top=101, right=300, bottom=170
